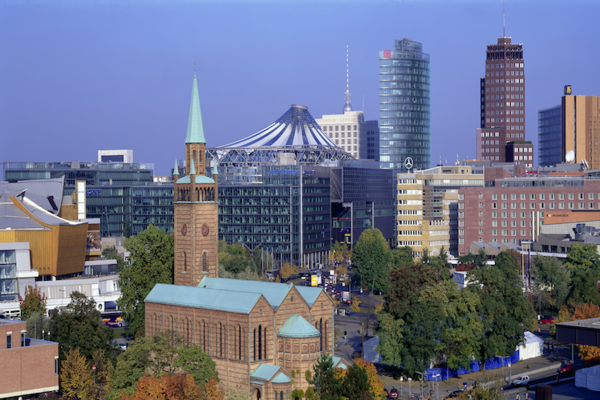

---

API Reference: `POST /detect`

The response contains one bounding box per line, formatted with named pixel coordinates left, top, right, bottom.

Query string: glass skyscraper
left=379, top=39, right=431, bottom=170
left=538, top=105, right=562, bottom=167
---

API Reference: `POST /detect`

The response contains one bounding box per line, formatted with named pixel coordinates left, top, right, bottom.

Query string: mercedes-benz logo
left=404, top=157, right=413, bottom=170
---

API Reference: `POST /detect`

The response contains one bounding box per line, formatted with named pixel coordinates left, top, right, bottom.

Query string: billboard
left=311, top=275, right=318, bottom=287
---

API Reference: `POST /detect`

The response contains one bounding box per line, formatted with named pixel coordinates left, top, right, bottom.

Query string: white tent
left=576, top=365, right=600, bottom=391
left=363, top=335, right=381, bottom=364
left=518, top=331, right=544, bottom=361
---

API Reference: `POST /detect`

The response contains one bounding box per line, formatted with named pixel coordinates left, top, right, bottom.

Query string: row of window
left=322, top=125, right=358, bottom=132
left=481, top=192, right=599, bottom=201
left=486, top=86, right=524, bottom=92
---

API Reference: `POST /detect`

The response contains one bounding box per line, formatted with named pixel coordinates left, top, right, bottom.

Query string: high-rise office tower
left=539, top=86, right=600, bottom=168
left=478, top=37, right=530, bottom=164
left=379, top=39, right=431, bottom=170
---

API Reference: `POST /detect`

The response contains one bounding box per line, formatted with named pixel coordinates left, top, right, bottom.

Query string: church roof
left=331, top=356, right=348, bottom=370
left=294, top=286, right=323, bottom=307
left=271, top=372, right=292, bottom=383
left=250, top=364, right=286, bottom=382
left=216, top=104, right=336, bottom=148
left=185, top=73, right=206, bottom=144
left=277, top=314, right=320, bottom=338
left=175, top=175, right=215, bottom=185
left=145, top=283, right=261, bottom=314
left=198, top=276, right=295, bottom=311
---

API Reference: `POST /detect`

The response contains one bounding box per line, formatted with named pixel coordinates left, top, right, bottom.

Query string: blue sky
left=1, top=0, right=598, bottom=175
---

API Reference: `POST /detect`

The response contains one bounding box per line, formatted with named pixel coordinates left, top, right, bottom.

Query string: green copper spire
left=212, top=160, right=218, bottom=175
left=190, top=158, right=196, bottom=175
left=173, top=159, right=179, bottom=175
left=185, top=73, right=206, bottom=144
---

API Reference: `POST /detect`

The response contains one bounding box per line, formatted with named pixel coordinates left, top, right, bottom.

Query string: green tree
left=531, top=255, right=570, bottom=310
left=353, top=229, right=391, bottom=293
left=564, top=243, right=600, bottom=271
left=467, top=251, right=536, bottom=363
left=341, top=362, right=373, bottom=400
left=307, top=354, right=344, bottom=400
left=106, top=330, right=217, bottom=399
left=118, top=225, right=174, bottom=337
left=459, top=249, right=487, bottom=269
left=102, top=245, right=126, bottom=273
left=219, top=242, right=254, bottom=274
left=48, top=291, right=114, bottom=362
left=60, top=347, right=95, bottom=400
left=569, top=269, right=600, bottom=305
left=390, top=246, right=413, bottom=267
left=19, top=285, right=47, bottom=320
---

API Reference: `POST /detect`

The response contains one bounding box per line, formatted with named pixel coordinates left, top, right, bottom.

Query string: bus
left=101, top=311, right=126, bottom=327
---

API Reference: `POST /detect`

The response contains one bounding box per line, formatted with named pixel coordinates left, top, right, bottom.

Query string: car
left=512, top=376, right=530, bottom=387
left=387, top=388, right=398, bottom=399
left=445, top=389, right=465, bottom=399
left=558, top=363, right=573, bottom=374
left=540, top=315, right=554, bottom=324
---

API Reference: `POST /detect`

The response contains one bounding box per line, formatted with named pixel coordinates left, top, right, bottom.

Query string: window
left=530, top=203, right=536, bottom=209
left=502, top=230, right=507, bottom=236
left=569, top=193, right=574, bottom=200
left=479, top=229, right=484, bottom=234
left=590, top=193, right=595, bottom=200
left=492, top=203, right=497, bottom=209
left=502, top=212, right=507, bottom=218
left=183, top=252, right=187, bottom=272
left=55, top=358, right=59, bottom=375
left=492, top=194, right=497, bottom=200
left=579, top=202, right=585, bottom=209
left=21, top=332, right=25, bottom=347
left=512, top=230, right=517, bottom=236
left=579, top=193, right=585, bottom=200
left=521, top=202, right=526, bottom=209
left=202, top=252, right=207, bottom=272
left=493, top=229, right=497, bottom=236
left=591, top=203, right=595, bottom=209
left=521, top=193, right=526, bottom=200
left=492, top=221, right=497, bottom=227
left=521, top=220, right=526, bottom=227
left=569, top=202, right=574, bottom=209
left=479, top=202, right=484, bottom=208
left=511, top=220, right=517, bottom=227
left=6, top=334, right=11, bottom=349
left=511, top=193, right=517, bottom=200
left=511, top=211, right=517, bottom=218
left=479, top=211, right=484, bottom=217
left=511, top=202, right=516, bottom=209
left=492, top=211, right=497, bottom=218
left=550, top=202, right=555, bottom=209
left=502, top=220, right=507, bottom=227
left=559, top=193, right=564, bottom=200
left=550, top=193, right=555, bottom=200
left=530, top=193, right=536, bottom=200
left=559, top=202, right=564, bottom=209
left=540, top=193, right=545, bottom=200
left=459, top=238, right=464, bottom=244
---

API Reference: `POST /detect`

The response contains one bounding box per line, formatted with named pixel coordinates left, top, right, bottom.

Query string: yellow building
left=562, top=94, right=600, bottom=169
left=0, top=186, right=88, bottom=277
left=396, top=166, right=484, bottom=258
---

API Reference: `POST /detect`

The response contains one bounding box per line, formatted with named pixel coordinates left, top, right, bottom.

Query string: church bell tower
left=173, top=73, right=219, bottom=285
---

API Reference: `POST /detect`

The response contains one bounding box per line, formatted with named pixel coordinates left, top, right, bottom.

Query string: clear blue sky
left=1, top=0, right=598, bottom=175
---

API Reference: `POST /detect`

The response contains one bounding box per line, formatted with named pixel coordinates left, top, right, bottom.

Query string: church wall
left=274, top=287, right=310, bottom=333
left=248, top=297, right=276, bottom=367
left=277, top=336, right=321, bottom=392
left=309, top=292, right=335, bottom=355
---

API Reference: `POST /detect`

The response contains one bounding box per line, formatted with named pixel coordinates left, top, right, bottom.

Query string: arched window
left=319, top=318, right=323, bottom=351
left=154, top=314, right=157, bottom=334
left=203, top=320, right=206, bottom=352
left=186, top=319, right=190, bottom=345
left=193, top=150, right=197, bottom=166
left=280, top=391, right=284, bottom=400
left=219, top=323, right=223, bottom=357
left=203, top=252, right=207, bottom=272
left=258, top=325, right=262, bottom=360
left=253, top=328, right=256, bottom=361
left=184, top=252, right=187, bottom=272
left=238, top=325, right=242, bottom=360
left=324, top=320, right=328, bottom=351
left=264, top=327, right=267, bottom=360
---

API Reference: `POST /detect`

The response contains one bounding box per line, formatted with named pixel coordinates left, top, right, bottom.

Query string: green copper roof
left=173, top=159, right=179, bottom=175
left=199, top=276, right=293, bottom=310
left=271, top=372, right=292, bottom=383
left=175, top=175, right=215, bottom=185
left=250, top=364, right=283, bottom=382
left=331, top=356, right=348, bottom=370
left=144, top=283, right=261, bottom=314
left=295, top=286, right=323, bottom=307
left=185, top=73, right=206, bottom=144
left=277, top=314, right=320, bottom=338
left=190, top=159, right=196, bottom=175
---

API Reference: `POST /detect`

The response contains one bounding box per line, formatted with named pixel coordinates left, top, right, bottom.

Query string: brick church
left=144, top=73, right=347, bottom=400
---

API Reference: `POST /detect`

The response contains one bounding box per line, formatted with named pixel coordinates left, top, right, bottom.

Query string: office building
left=361, top=120, right=380, bottom=161
left=457, top=173, right=600, bottom=255
left=0, top=319, right=59, bottom=399
left=316, top=110, right=364, bottom=159
left=478, top=37, right=527, bottom=162
left=98, top=149, right=133, bottom=163
left=561, top=92, right=600, bottom=169
left=505, top=141, right=534, bottom=167
left=396, top=166, right=484, bottom=257
left=538, top=105, right=562, bottom=167
left=379, top=39, right=431, bottom=170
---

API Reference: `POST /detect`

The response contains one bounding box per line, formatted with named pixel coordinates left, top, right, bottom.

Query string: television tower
left=343, top=43, right=353, bottom=113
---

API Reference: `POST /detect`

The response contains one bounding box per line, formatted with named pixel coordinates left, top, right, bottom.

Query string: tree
left=48, top=291, right=114, bottom=362
left=338, top=362, right=372, bottom=400
left=102, top=245, right=126, bottom=273
left=353, top=229, right=391, bottom=293
left=571, top=303, right=600, bottom=366
left=106, top=330, right=217, bottom=399
left=307, top=354, right=344, bottom=400
left=26, top=311, right=50, bottom=339
left=219, top=264, right=268, bottom=282
left=121, top=374, right=202, bottom=400
left=458, top=249, right=487, bottom=269
left=352, top=359, right=385, bottom=400
left=118, top=225, right=174, bottom=337
left=19, top=285, right=47, bottom=320
left=203, top=376, right=225, bottom=400
left=564, top=243, right=600, bottom=272
left=390, top=246, right=413, bottom=267
left=219, top=242, right=254, bottom=274
left=531, top=255, right=570, bottom=310
left=350, top=294, right=361, bottom=313
left=60, top=348, right=95, bottom=400
left=332, top=242, right=351, bottom=262
left=467, top=251, right=536, bottom=363
left=569, top=269, right=600, bottom=306
left=280, top=262, right=299, bottom=280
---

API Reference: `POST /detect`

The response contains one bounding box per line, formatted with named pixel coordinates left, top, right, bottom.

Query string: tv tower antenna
left=503, top=0, right=506, bottom=38
left=343, top=43, right=352, bottom=113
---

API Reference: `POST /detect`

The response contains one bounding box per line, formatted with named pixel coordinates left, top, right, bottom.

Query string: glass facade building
left=538, top=106, right=562, bottom=166
left=379, top=39, right=431, bottom=170
left=0, top=250, right=18, bottom=302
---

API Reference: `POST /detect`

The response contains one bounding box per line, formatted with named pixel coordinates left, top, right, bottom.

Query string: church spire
left=185, top=72, right=206, bottom=144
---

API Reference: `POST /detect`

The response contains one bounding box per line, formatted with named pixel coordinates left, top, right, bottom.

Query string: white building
left=98, top=149, right=133, bottom=163
left=316, top=111, right=364, bottom=159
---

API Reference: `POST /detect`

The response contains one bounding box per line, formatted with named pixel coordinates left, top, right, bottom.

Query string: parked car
left=540, top=315, right=554, bottom=324
left=512, top=376, right=530, bottom=387
left=387, top=388, right=398, bottom=399
left=558, top=363, right=573, bottom=374
left=445, top=389, right=465, bottom=399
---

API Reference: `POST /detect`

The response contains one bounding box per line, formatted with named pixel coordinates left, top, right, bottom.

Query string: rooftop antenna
left=343, top=43, right=352, bottom=113
left=503, top=0, right=506, bottom=38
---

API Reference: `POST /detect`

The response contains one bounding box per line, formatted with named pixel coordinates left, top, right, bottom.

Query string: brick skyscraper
left=478, top=37, right=532, bottom=166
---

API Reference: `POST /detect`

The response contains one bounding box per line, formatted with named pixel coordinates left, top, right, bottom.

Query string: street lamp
left=415, top=371, right=425, bottom=398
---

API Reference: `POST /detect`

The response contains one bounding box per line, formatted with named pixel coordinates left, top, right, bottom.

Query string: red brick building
left=145, top=73, right=346, bottom=400
left=458, top=175, right=600, bottom=255
left=0, top=319, right=59, bottom=398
